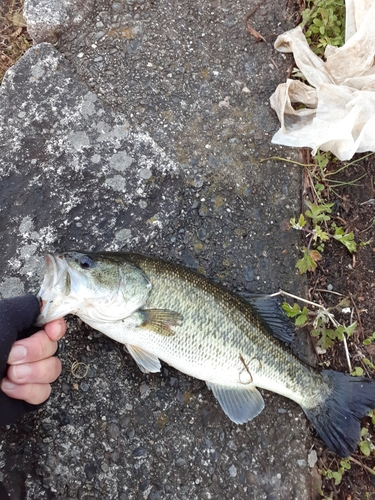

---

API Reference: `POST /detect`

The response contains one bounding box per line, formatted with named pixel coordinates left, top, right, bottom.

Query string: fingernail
left=13, top=364, right=31, bottom=380
left=8, top=345, right=27, bottom=363
left=57, top=321, right=65, bottom=340
left=1, top=380, right=16, bottom=392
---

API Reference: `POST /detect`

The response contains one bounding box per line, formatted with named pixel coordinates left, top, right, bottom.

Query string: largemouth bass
left=37, top=251, right=375, bottom=457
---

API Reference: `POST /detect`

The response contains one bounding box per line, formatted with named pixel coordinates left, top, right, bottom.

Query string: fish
left=37, top=251, right=375, bottom=457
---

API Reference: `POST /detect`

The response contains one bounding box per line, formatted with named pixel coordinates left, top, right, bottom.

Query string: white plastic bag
left=270, top=0, right=375, bottom=160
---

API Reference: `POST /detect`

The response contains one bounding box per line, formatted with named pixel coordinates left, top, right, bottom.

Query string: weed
left=321, top=457, right=351, bottom=486
left=308, top=150, right=370, bottom=201
left=293, top=1, right=375, bottom=497
left=300, top=0, right=346, bottom=57
left=363, top=332, right=375, bottom=347
left=264, top=150, right=370, bottom=205
left=358, top=427, right=375, bottom=457
left=281, top=294, right=356, bottom=353
left=290, top=199, right=356, bottom=274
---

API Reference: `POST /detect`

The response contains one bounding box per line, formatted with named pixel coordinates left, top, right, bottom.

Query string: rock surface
left=24, top=0, right=95, bottom=43
left=0, top=1, right=316, bottom=499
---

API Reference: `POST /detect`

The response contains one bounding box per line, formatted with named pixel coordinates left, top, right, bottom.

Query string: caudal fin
left=302, top=370, right=375, bottom=457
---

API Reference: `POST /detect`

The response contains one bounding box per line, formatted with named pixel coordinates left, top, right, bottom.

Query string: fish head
left=36, top=252, right=152, bottom=326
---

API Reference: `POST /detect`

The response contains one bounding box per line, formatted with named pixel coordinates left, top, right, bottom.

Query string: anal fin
left=126, top=344, right=161, bottom=373
left=206, top=382, right=265, bottom=424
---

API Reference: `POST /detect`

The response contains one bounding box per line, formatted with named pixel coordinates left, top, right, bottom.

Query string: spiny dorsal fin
left=239, top=292, right=295, bottom=344
left=138, top=308, right=183, bottom=336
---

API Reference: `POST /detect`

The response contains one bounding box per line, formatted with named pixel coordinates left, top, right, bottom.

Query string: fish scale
left=37, top=251, right=375, bottom=457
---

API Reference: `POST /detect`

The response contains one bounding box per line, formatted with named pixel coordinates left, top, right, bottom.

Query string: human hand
left=1, top=318, right=66, bottom=404
left=0, top=295, right=66, bottom=425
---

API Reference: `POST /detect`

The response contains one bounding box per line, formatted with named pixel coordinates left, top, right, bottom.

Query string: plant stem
left=269, top=289, right=326, bottom=309
left=342, top=334, right=352, bottom=373
left=349, top=456, right=375, bottom=475
left=314, top=289, right=345, bottom=297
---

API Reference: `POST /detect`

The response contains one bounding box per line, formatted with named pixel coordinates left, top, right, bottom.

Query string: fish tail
left=302, top=370, right=375, bottom=457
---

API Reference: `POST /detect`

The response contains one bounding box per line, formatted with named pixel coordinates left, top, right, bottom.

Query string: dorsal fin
left=239, top=293, right=295, bottom=345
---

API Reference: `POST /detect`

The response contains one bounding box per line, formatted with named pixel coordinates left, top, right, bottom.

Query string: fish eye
left=79, top=255, right=94, bottom=269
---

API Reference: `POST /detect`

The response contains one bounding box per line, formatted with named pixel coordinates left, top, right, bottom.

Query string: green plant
left=351, top=333, right=375, bottom=376
left=277, top=290, right=357, bottom=365
left=282, top=297, right=357, bottom=352
left=290, top=199, right=356, bottom=274
left=281, top=302, right=309, bottom=326
left=358, top=427, right=375, bottom=457
left=363, top=332, right=375, bottom=346
left=300, top=0, right=346, bottom=57
left=321, top=457, right=351, bottom=485
left=312, top=316, right=357, bottom=351
left=308, top=150, right=370, bottom=202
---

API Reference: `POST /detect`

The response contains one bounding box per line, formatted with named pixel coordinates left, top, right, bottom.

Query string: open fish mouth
left=36, top=253, right=69, bottom=326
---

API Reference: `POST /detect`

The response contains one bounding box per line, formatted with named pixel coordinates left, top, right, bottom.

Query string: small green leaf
left=296, top=247, right=322, bottom=274
left=312, top=326, right=337, bottom=350
left=363, top=332, right=375, bottom=346
left=335, top=325, right=344, bottom=341
left=340, top=458, right=351, bottom=470
left=298, top=214, right=306, bottom=227
left=295, top=310, right=308, bottom=326
left=344, top=321, right=357, bottom=338
left=351, top=366, right=364, bottom=377
left=313, top=226, right=330, bottom=242
left=333, top=227, right=357, bottom=253
left=359, top=440, right=371, bottom=457
left=290, top=214, right=307, bottom=230
left=359, top=239, right=372, bottom=247
left=282, top=302, right=301, bottom=317
left=363, top=358, right=375, bottom=369
left=360, top=427, right=369, bottom=437
left=331, top=471, right=342, bottom=485
left=282, top=303, right=308, bottom=326
left=304, top=200, right=333, bottom=224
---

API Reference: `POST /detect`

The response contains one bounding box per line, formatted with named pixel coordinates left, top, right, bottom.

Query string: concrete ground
left=0, top=1, right=317, bottom=499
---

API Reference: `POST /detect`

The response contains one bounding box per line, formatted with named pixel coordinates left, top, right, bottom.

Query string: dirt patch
left=306, top=157, right=375, bottom=499
left=0, top=0, right=31, bottom=83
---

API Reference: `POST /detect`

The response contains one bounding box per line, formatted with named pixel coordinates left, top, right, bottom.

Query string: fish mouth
left=36, top=253, right=68, bottom=326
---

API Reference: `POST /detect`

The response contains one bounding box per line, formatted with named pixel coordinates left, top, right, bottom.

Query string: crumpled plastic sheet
left=270, top=0, right=375, bottom=160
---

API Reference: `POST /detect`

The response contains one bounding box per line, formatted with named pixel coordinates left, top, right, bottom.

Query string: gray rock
left=0, top=43, right=179, bottom=293
left=24, top=0, right=95, bottom=44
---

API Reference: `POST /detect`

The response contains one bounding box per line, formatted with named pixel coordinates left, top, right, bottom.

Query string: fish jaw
left=36, top=253, right=80, bottom=326
left=36, top=251, right=153, bottom=327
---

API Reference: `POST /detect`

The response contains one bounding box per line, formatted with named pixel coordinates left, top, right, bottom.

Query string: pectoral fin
left=126, top=344, right=161, bottom=373
left=206, top=382, right=265, bottom=424
left=138, top=309, right=183, bottom=336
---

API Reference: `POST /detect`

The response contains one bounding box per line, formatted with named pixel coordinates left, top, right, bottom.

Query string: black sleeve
left=0, top=295, right=45, bottom=426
